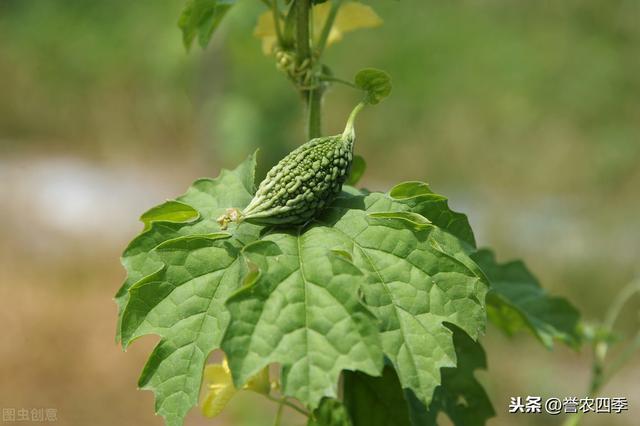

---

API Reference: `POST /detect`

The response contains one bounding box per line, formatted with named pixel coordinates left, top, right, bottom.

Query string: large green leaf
left=115, top=152, right=258, bottom=343
left=344, top=326, right=494, bottom=426
left=220, top=185, right=488, bottom=409
left=419, top=325, right=495, bottom=426
left=391, top=184, right=581, bottom=349
left=472, top=248, right=581, bottom=349
left=312, top=190, right=489, bottom=408
left=117, top=154, right=489, bottom=424
left=222, top=233, right=384, bottom=408
left=121, top=233, right=242, bottom=426
left=116, top=154, right=260, bottom=426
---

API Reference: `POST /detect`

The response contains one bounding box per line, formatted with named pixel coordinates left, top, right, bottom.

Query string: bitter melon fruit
left=218, top=103, right=364, bottom=229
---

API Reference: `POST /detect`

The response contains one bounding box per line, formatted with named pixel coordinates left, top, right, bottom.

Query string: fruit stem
left=342, top=102, right=365, bottom=139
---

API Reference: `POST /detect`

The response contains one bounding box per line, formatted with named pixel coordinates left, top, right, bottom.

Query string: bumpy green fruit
left=217, top=104, right=364, bottom=229
left=218, top=104, right=364, bottom=229
left=243, top=132, right=354, bottom=225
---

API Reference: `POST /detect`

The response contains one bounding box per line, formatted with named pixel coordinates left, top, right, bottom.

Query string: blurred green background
left=0, top=0, right=638, bottom=425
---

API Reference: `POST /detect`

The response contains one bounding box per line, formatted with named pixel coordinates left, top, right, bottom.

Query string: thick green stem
left=295, top=0, right=311, bottom=63
left=295, top=0, right=322, bottom=139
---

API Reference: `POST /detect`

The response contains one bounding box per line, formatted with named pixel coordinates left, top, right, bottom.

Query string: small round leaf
left=355, top=68, right=392, bottom=104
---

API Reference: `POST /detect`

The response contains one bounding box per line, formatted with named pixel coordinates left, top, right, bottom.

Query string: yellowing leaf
left=200, top=361, right=237, bottom=418
left=253, top=11, right=281, bottom=54
left=253, top=1, right=382, bottom=55
left=244, top=366, right=271, bottom=395
left=313, top=1, right=383, bottom=46
left=200, top=358, right=271, bottom=418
